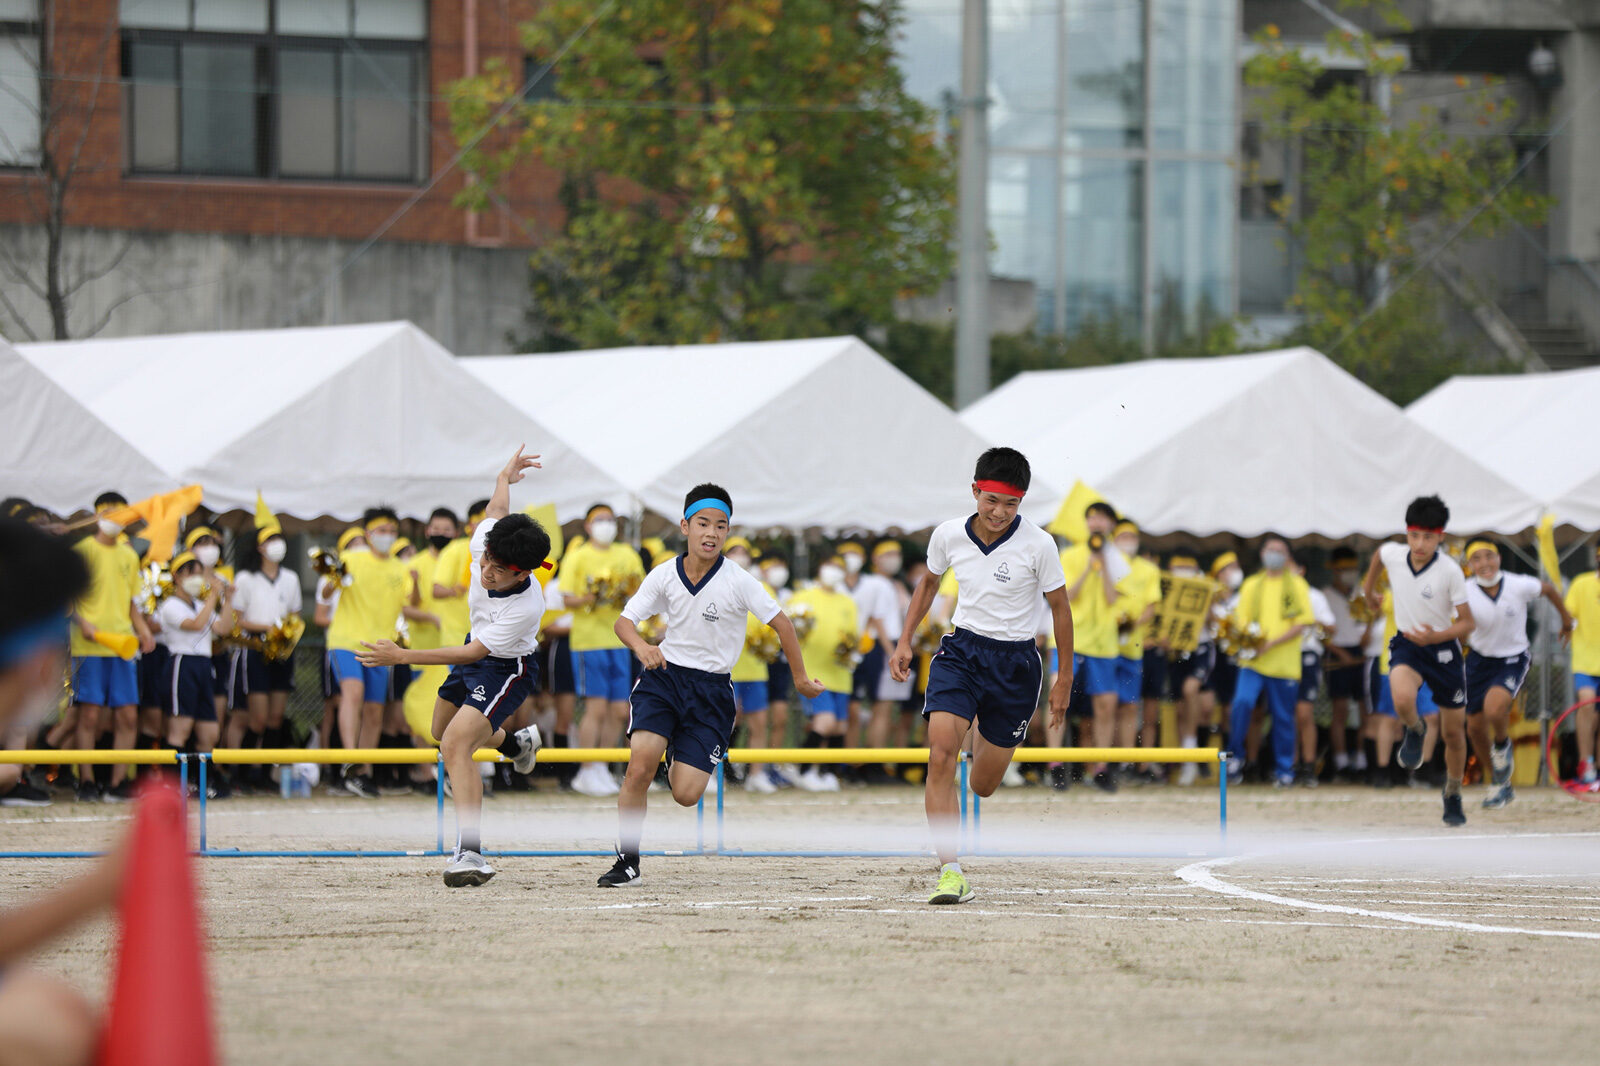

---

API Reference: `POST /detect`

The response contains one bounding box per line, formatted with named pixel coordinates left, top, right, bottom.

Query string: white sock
left=942, top=862, right=963, bottom=875
left=1181, top=736, right=1196, bottom=748
left=1333, top=752, right=1349, bottom=769
left=1353, top=752, right=1368, bottom=770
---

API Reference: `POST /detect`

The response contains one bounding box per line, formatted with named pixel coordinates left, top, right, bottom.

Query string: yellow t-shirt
left=1566, top=573, right=1600, bottom=676
left=1117, top=556, right=1164, bottom=660
left=1377, top=589, right=1398, bottom=674
left=408, top=550, right=442, bottom=651
left=432, top=537, right=472, bottom=646
left=788, top=585, right=858, bottom=694
left=1232, top=571, right=1313, bottom=680
left=70, top=537, right=142, bottom=657
left=325, top=550, right=408, bottom=652
left=1058, top=544, right=1122, bottom=658
left=562, top=541, right=646, bottom=652
left=730, top=579, right=777, bottom=683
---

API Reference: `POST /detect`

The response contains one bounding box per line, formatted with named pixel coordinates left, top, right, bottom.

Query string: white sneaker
left=1001, top=764, right=1026, bottom=788
left=704, top=770, right=720, bottom=794
left=819, top=770, right=841, bottom=792
left=770, top=764, right=802, bottom=787
left=442, top=850, right=496, bottom=887
left=510, top=725, right=543, bottom=774
left=797, top=768, right=830, bottom=792
left=572, top=764, right=613, bottom=797
left=744, top=768, right=778, bottom=794
left=1177, top=763, right=1198, bottom=787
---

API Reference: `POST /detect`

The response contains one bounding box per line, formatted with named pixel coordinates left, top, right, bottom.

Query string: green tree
left=1245, top=0, right=1548, bottom=404
left=447, top=0, right=955, bottom=349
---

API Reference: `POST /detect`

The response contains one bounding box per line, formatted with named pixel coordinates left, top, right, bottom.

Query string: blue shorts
left=1464, top=650, right=1531, bottom=715
left=1167, top=642, right=1215, bottom=692
left=575, top=647, right=633, bottom=702
left=1076, top=653, right=1120, bottom=697
left=1387, top=634, right=1467, bottom=709
left=163, top=653, right=216, bottom=722
left=438, top=653, right=541, bottom=731
left=801, top=689, right=850, bottom=719
left=1298, top=651, right=1323, bottom=704
left=733, top=680, right=769, bottom=713
left=138, top=644, right=170, bottom=708
left=1574, top=673, right=1600, bottom=694
left=627, top=662, right=738, bottom=774
left=1375, top=673, right=1438, bottom=718
left=1114, top=655, right=1142, bottom=704
left=923, top=628, right=1043, bottom=749
left=71, top=655, right=139, bottom=708
left=328, top=648, right=392, bottom=704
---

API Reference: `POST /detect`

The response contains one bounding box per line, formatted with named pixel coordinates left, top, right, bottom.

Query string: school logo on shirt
left=702, top=601, right=720, bottom=623
left=994, top=561, right=1011, bottom=584
left=1421, top=585, right=1434, bottom=600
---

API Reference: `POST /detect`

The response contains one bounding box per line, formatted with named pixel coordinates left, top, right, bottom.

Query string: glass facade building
left=899, top=0, right=1237, bottom=344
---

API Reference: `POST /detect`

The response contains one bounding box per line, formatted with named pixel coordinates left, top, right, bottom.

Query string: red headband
left=504, top=560, right=555, bottom=574
left=974, top=479, right=1027, bottom=500
left=1406, top=525, right=1444, bottom=535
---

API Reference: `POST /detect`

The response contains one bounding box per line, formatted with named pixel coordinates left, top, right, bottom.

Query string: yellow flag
left=1046, top=480, right=1108, bottom=544
left=1537, top=512, right=1564, bottom=592
left=105, top=485, right=204, bottom=563
left=255, top=490, right=281, bottom=538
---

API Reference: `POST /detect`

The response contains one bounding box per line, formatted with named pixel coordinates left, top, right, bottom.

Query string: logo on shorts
left=471, top=684, right=486, bottom=700
left=1453, top=690, right=1466, bottom=704
left=994, top=561, right=1011, bottom=584
left=702, top=600, right=720, bottom=623
left=710, top=744, right=724, bottom=764
left=1011, top=720, right=1028, bottom=739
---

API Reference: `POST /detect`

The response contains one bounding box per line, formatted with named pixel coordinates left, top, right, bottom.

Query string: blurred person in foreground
left=0, top=518, right=128, bottom=1066
left=1564, top=543, right=1600, bottom=789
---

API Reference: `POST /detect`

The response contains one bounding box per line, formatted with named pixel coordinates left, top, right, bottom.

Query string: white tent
left=465, top=336, right=1039, bottom=531
left=1409, top=367, right=1600, bottom=529
left=1, top=337, right=175, bottom=513
left=18, top=322, right=625, bottom=522
left=960, top=347, right=1538, bottom=539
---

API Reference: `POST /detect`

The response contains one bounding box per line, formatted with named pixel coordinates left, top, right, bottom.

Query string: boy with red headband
left=1361, top=495, right=1476, bottom=827
left=358, top=446, right=552, bottom=887
left=890, top=447, right=1073, bottom=905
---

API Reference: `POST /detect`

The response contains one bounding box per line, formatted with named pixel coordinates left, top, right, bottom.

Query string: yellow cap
left=336, top=527, right=365, bottom=553
left=170, top=550, right=198, bottom=573
left=724, top=535, right=753, bottom=555
left=257, top=525, right=284, bottom=545
left=184, top=526, right=219, bottom=549
left=837, top=541, right=865, bottom=557
left=1114, top=519, right=1139, bottom=537
left=1168, top=554, right=1198, bottom=570
left=872, top=540, right=902, bottom=557
left=391, top=537, right=412, bottom=556
left=1209, top=552, right=1238, bottom=577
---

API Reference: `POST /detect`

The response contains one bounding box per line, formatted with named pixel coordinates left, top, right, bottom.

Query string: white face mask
left=764, top=565, right=789, bottom=588
left=876, top=555, right=902, bottom=576
left=180, top=575, right=207, bottom=597
left=368, top=532, right=396, bottom=555
left=1223, top=569, right=1244, bottom=591
left=818, top=564, right=846, bottom=590
left=1115, top=538, right=1138, bottom=558
left=262, top=539, right=287, bottom=563
left=1472, top=572, right=1501, bottom=588
left=98, top=518, right=123, bottom=538
left=842, top=553, right=864, bottom=575
left=727, top=553, right=752, bottom=571
left=1261, top=549, right=1287, bottom=572
left=194, top=543, right=221, bottom=567
left=589, top=519, right=617, bottom=546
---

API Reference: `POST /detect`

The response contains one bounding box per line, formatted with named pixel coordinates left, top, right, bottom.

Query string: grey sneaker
left=1397, top=722, right=1426, bottom=769
left=1481, top=784, right=1514, bottom=810
left=511, top=725, right=543, bottom=775
left=443, top=850, right=496, bottom=887
left=1490, top=740, right=1513, bottom=787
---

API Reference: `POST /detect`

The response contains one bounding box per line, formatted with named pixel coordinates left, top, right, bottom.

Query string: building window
left=0, top=0, right=40, bottom=167
left=120, top=0, right=428, bottom=182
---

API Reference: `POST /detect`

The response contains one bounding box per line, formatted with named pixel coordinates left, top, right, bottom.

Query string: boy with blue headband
left=597, top=484, right=824, bottom=887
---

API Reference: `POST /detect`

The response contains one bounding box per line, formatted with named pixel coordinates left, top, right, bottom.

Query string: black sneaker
left=1293, top=764, right=1318, bottom=789
left=1442, top=791, right=1466, bottom=827
left=343, top=773, right=380, bottom=799
left=102, top=780, right=138, bottom=803
left=1092, top=770, right=1118, bottom=794
left=597, top=850, right=642, bottom=888
left=1397, top=722, right=1426, bottom=769
left=1049, top=765, right=1070, bottom=792
left=76, top=779, right=101, bottom=803
left=0, top=781, right=52, bottom=807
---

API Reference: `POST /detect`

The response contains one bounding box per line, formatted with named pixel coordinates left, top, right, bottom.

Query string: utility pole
left=953, top=0, right=989, bottom=410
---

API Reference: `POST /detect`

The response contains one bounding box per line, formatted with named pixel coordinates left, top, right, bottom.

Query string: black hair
left=1169, top=543, right=1198, bottom=561
left=468, top=498, right=491, bottom=518
left=759, top=549, right=789, bottom=566
left=0, top=519, right=89, bottom=643
left=1260, top=531, right=1289, bottom=550
left=483, top=513, right=551, bottom=574
left=1329, top=546, right=1358, bottom=566
left=173, top=557, right=202, bottom=577
left=1085, top=501, right=1118, bottom=522
left=682, top=483, right=733, bottom=517
left=429, top=507, right=461, bottom=527
left=973, top=447, right=1031, bottom=493
left=1, top=497, right=32, bottom=520
left=94, top=490, right=127, bottom=510
left=586, top=502, right=616, bottom=522
left=236, top=532, right=263, bottom=574
left=363, top=506, right=400, bottom=527
left=1405, top=495, right=1450, bottom=530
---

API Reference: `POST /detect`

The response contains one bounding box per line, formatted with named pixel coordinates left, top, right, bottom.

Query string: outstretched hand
left=794, top=675, right=826, bottom=699
left=500, top=444, right=542, bottom=485
left=357, top=640, right=404, bottom=667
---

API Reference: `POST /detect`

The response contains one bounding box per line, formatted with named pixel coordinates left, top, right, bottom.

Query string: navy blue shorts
left=766, top=657, right=792, bottom=703
left=1325, top=647, right=1365, bottom=701
left=391, top=664, right=413, bottom=701
left=1166, top=642, right=1215, bottom=693
left=1465, top=650, right=1531, bottom=715
left=163, top=653, right=216, bottom=722
left=627, top=662, right=738, bottom=774
left=1208, top=654, right=1238, bottom=703
left=851, top=645, right=885, bottom=701
left=225, top=647, right=296, bottom=707
left=321, top=649, right=337, bottom=700
left=922, top=628, right=1043, bottom=748
left=438, top=653, right=541, bottom=731
left=1298, top=651, right=1323, bottom=703
left=1140, top=649, right=1168, bottom=701
left=1388, top=634, right=1467, bottom=709
left=138, top=644, right=170, bottom=708
left=540, top=634, right=575, bottom=696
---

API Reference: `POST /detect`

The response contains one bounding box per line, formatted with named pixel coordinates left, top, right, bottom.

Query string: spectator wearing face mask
left=1055, top=501, right=1129, bottom=792
left=786, top=556, right=858, bottom=791
left=1163, top=551, right=1215, bottom=786
left=862, top=540, right=914, bottom=783
left=1292, top=559, right=1338, bottom=787
left=759, top=551, right=798, bottom=783
left=1109, top=521, right=1163, bottom=784
left=224, top=525, right=303, bottom=789
left=837, top=540, right=897, bottom=785
left=1321, top=546, right=1371, bottom=781
left=724, top=537, right=777, bottom=793
left=1225, top=536, right=1313, bottom=787
left=1207, top=552, right=1245, bottom=716
left=181, top=525, right=234, bottom=731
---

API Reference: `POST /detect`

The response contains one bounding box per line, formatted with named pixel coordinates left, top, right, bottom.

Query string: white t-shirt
left=847, top=572, right=902, bottom=641
left=1379, top=542, right=1468, bottom=636
left=1463, top=572, right=1541, bottom=658
left=157, top=596, right=215, bottom=657
left=466, top=517, right=545, bottom=658
left=925, top=515, right=1066, bottom=643
left=232, top=567, right=304, bottom=629
left=1323, top=585, right=1367, bottom=647
left=622, top=555, right=781, bottom=674
left=1301, top=587, right=1338, bottom=654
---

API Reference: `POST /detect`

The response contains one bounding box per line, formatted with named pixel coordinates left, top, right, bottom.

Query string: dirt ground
left=2, top=781, right=1596, bottom=1065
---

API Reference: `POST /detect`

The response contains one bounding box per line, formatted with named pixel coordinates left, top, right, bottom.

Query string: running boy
left=890, top=447, right=1073, bottom=905
left=1361, top=495, right=1476, bottom=826
left=597, top=484, right=822, bottom=887
left=358, top=446, right=550, bottom=887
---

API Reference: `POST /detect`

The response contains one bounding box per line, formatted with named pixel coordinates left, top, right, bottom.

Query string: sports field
left=2, top=784, right=1595, bottom=1065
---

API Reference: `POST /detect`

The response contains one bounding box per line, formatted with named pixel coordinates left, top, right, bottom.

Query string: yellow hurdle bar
left=0, top=750, right=180, bottom=765
left=0, top=747, right=1222, bottom=766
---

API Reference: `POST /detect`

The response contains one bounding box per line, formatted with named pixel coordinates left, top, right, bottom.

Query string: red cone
left=98, top=774, right=217, bottom=1066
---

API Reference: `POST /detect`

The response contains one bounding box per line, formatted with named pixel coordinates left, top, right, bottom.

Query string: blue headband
left=684, top=498, right=731, bottom=521
left=0, top=616, right=66, bottom=670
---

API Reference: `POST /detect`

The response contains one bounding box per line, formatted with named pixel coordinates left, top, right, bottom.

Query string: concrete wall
left=0, top=226, right=533, bottom=354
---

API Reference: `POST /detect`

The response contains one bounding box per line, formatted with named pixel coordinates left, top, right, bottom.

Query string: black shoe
left=1372, top=773, right=1394, bottom=790
left=1293, top=764, right=1318, bottom=789
left=207, top=778, right=232, bottom=800
left=343, top=774, right=380, bottom=799
left=1397, top=722, right=1426, bottom=769
left=1049, top=765, right=1070, bottom=792
left=0, top=781, right=52, bottom=807
left=76, top=779, right=100, bottom=803
left=1092, top=770, right=1118, bottom=794
left=102, top=780, right=138, bottom=803
left=597, top=850, right=642, bottom=888
left=1442, top=791, right=1466, bottom=827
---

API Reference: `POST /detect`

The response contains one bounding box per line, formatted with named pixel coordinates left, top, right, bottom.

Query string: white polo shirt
left=926, top=515, right=1066, bottom=643
left=1463, top=572, right=1541, bottom=658
left=157, top=596, right=215, bottom=657
left=847, top=572, right=902, bottom=641
left=232, top=567, right=304, bottom=629
left=1323, top=585, right=1368, bottom=647
left=622, top=555, right=781, bottom=674
left=1301, top=587, right=1338, bottom=654
left=1379, top=542, right=1468, bottom=635
left=467, top=517, right=545, bottom=658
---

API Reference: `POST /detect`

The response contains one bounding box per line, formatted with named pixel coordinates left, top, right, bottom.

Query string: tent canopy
left=1408, top=367, right=1600, bottom=529
left=18, top=322, right=625, bottom=522
left=1, top=337, right=175, bottom=514
left=960, top=347, right=1537, bottom=539
left=465, top=336, right=1041, bottom=531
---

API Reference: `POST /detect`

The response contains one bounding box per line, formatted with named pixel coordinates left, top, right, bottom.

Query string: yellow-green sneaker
left=928, top=867, right=973, bottom=905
